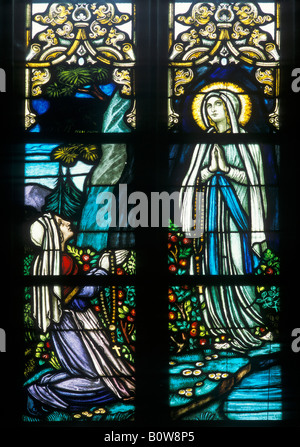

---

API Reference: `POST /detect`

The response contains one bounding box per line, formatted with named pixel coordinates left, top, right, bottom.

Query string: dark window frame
left=0, top=0, right=298, bottom=428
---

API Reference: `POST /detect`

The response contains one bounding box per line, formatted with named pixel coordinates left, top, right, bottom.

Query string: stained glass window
left=2, top=0, right=299, bottom=430
left=25, top=2, right=135, bottom=134
left=167, top=1, right=282, bottom=421
left=168, top=1, right=280, bottom=133
left=22, top=1, right=136, bottom=423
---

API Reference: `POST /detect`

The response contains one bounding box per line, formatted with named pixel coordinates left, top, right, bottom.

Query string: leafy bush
left=24, top=254, right=34, bottom=276
left=168, top=221, right=193, bottom=275
left=255, top=248, right=280, bottom=276
left=255, top=249, right=280, bottom=312
left=169, top=286, right=209, bottom=353
left=66, top=245, right=100, bottom=272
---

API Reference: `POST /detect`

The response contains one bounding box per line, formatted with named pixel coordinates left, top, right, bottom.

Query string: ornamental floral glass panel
left=24, top=284, right=136, bottom=422
left=168, top=1, right=280, bottom=132
left=168, top=283, right=281, bottom=421
left=25, top=2, right=136, bottom=134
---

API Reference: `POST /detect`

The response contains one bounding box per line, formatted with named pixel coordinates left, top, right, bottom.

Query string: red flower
left=179, top=258, right=187, bottom=267
left=82, top=263, right=90, bottom=272
left=169, top=264, right=177, bottom=273
left=82, top=254, right=90, bottom=262
left=168, top=294, right=176, bottom=303
left=190, top=328, right=197, bottom=337
left=118, top=290, right=125, bottom=299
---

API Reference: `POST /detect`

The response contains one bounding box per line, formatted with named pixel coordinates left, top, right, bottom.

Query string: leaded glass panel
left=168, top=1, right=280, bottom=133
left=25, top=2, right=136, bottom=134
left=167, top=1, right=282, bottom=423
left=168, top=283, right=281, bottom=420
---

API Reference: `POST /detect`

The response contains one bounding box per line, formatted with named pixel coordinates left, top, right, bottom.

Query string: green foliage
left=24, top=302, right=35, bottom=330
left=255, top=248, right=280, bottom=276
left=90, top=66, right=110, bottom=83
left=123, top=251, right=136, bottom=275
left=46, top=64, right=110, bottom=98
left=90, top=285, right=136, bottom=362
left=66, top=244, right=136, bottom=277
left=121, top=345, right=134, bottom=364
left=118, top=305, right=130, bottom=319
left=168, top=221, right=193, bottom=275
left=168, top=221, right=209, bottom=352
left=43, top=168, right=85, bottom=220
left=24, top=254, right=34, bottom=276
left=255, top=248, right=280, bottom=312
left=116, top=286, right=136, bottom=353
left=35, top=333, right=61, bottom=369
left=57, top=66, right=94, bottom=87
left=46, top=82, right=67, bottom=98
left=24, top=271, right=136, bottom=388
left=256, top=285, right=280, bottom=312
left=66, top=245, right=100, bottom=272
left=169, top=286, right=209, bottom=353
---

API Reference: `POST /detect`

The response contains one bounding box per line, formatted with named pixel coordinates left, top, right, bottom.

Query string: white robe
left=180, top=91, right=268, bottom=352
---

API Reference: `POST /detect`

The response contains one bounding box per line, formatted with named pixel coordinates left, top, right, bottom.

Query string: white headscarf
left=30, top=213, right=62, bottom=332
left=180, top=89, right=267, bottom=256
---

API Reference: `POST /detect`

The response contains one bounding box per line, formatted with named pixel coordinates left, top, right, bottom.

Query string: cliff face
left=25, top=184, right=51, bottom=212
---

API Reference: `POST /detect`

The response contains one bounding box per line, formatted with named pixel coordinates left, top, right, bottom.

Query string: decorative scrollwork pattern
left=169, top=2, right=280, bottom=129
left=26, top=2, right=136, bottom=130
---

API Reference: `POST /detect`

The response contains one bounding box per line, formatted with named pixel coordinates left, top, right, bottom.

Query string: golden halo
left=191, top=82, right=252, bottom=130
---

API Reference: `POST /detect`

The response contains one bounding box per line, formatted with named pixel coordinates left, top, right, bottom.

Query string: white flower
left=195, top=361, right=204, bottom=366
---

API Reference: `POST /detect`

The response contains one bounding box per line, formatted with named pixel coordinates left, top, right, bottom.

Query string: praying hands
left=209, top=144, right=230, bottom=173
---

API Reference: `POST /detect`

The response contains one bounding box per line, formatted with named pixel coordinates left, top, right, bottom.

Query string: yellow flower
left=53, top=146, right=78, bottom=164
left=79, top=144, right=99, bottom=161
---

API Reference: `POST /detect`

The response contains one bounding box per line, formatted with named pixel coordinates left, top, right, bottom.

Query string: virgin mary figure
left=180, top=84, right=272, bottom=352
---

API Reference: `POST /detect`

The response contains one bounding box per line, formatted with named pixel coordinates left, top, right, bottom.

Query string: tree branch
left=120, top=320, right=135, bottom=352
left=77, top=83, right=108, bottom=101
